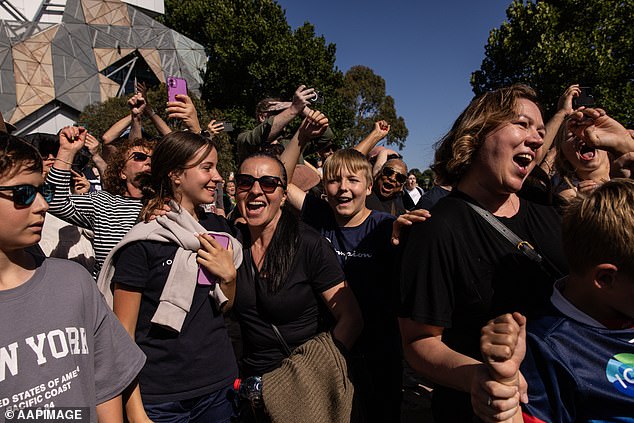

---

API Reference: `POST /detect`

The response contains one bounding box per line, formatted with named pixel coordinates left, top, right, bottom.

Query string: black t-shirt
left=399, top=190, right=567, bottom=423
left=417, top=185, right=451, bottom=211
left=365, top=191, right=406, bottom=216
left=301, top=195, right=400, bottom=357
left=233, top=221, right=345, bottom=376
left=112, top=213, right=238, bottom=404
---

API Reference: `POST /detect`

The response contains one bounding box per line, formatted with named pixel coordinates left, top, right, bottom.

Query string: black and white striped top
left=46, top=167, right=143, bottom=278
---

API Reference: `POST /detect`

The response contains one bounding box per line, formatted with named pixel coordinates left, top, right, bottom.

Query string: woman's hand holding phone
left=196, top=234, right=235, bottom=286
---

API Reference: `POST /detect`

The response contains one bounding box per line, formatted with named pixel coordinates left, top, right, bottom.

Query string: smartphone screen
left=167, top=76, right=188, bottom=102
left=197, top=234, right=230, bottom=286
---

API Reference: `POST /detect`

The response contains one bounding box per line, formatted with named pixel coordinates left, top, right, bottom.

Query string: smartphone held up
left=167, top=76, right=188, bottom=102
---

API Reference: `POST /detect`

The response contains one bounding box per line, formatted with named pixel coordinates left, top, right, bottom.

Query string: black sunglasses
left=128, top=152, right=152, bottom=162
left=0, top=183, right=55, bottom=206
left=381, top=167, right=407, bottom=184
left=235, top=174, right=286, bottom=193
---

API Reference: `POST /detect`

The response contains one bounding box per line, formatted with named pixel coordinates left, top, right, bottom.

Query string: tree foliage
left=472, top=0, right=634, bottom=127
left=338, top=65, right=408, bottom=149
left=159, top=0, right=353, bottom=140
left=158, top=0, right=407, bottom=150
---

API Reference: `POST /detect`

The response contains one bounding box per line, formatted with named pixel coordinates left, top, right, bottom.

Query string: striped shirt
left=46, top=167, right=143, bottom=278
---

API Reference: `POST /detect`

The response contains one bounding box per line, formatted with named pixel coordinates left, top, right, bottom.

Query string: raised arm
left=539, top=84, right=581, bottom=163
left=280, top=109, right=329, bottom=185
left=354, top=120, right=390, bottom=156
left=46, top=126, right=97, bottom=229
left=266, top=85, right=315, bottom=142
left=568, top=108, right=634, bottom=157
left=167, top=94, right=201, bottom=133
left=85, top=132, right=108, bottom=178
left=128, top=93, right=145, bottom=142
left=137, top=81, right=171, bottom=136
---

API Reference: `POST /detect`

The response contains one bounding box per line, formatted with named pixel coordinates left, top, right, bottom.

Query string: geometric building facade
left=0, top=0, right=206, bottom=135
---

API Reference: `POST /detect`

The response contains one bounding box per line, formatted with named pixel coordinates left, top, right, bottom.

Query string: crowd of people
left=0, top=80, right=633, bottom=423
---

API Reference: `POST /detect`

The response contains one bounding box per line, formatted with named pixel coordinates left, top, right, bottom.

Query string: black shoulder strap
left=464, top=201, right=543, bottom=263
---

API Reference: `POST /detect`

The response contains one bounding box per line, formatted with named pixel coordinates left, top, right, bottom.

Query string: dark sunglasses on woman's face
left=235, top=174, right=286, bottom=194
left=0, top=183, right=55, bottom=206
left=381, top=167, right=407, bottom=184
left=128, top=152, right=152, bottom=162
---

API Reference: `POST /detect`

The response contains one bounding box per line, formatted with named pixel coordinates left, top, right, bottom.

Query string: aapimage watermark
left=4, top=407, right=88, bottom=423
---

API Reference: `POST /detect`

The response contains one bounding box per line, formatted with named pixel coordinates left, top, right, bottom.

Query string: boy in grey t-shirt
left=0, top=134, right=145, bottom=422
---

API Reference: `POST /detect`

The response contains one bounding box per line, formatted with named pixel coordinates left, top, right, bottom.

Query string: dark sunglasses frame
left=381, top=166, right=407, bottom=184
left=128, top=152, right=152, bottom=162
left=0, top=183, right=55, bottom=206
left=235, top=174, right=286, bottom=193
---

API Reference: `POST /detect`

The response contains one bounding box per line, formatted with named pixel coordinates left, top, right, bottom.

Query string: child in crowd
left=0, top=134, right=145, bottom=422
left=479, top=178, right=634, bottom=423
left=281, top=114, right=429, bottom=421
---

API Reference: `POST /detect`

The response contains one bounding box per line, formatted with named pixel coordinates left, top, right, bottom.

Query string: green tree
left=159, top=0, right=353, bottom=140
left=472, top=0, right=634, bottom=127
left=79, top=85, right=236, bottom=176
left=338, top=65, right=408, bottom=149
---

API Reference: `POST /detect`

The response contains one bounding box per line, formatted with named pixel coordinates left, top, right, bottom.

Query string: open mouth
left=513, top=153, right=533, bottom=170
left=577, top=142, right=596, bottom=161
left=246, top=201, right=265, bottom=212
left=336, top=196, right=352, bottom=205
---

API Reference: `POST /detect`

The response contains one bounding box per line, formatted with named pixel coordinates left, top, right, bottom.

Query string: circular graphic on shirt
left=605, top=353, right=634, bottom=398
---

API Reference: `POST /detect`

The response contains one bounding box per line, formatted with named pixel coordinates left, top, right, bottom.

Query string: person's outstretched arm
left=280, top=109, right=329, bottom=184
left=167, top=94, right=201, bottom=133
left=137, top=81, right=171, bottom=136
left=266, top=85, right=315, bottom=142
left=354, top=120, right=390, bottom=156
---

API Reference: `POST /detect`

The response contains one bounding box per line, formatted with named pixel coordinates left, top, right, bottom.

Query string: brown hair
left=562, top=178, right=634, bottom=277
left=322, top=149, right=373, bottom=187
left=102, top=137, right=155, bottom=196
left=140, top=131, right=216, bottom=221
left=0, top=133, right=42, bottom=179
left=433, top=84, right=541, bottom=186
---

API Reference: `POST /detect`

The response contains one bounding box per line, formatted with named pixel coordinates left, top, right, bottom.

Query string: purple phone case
left=197, top=234, right=230, bottom=286
left=167, top=76, right=188, bottom=102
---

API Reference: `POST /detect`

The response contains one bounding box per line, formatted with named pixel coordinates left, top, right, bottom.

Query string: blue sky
left=277, top=0, right=513, bottom=171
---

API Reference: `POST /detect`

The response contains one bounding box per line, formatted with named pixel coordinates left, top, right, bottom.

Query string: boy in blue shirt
left=480, top=178, right=634, bottom=423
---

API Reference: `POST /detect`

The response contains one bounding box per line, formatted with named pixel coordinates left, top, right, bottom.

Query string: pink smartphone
left=197, top=234, right=230, bottom=286
left=167, top=76, right=188, bottom=102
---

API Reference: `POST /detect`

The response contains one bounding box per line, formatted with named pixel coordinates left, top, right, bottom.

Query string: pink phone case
left=197, top=234, right=231, bottom=286
left=167, top=76, right=188, bottom=102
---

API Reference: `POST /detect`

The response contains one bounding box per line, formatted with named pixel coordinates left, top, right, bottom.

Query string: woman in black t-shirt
left=231, top=153, right=363, bottom=377
left=110, top=131, right=239, bottom=423
left=398, top=85, right=567, bottom=423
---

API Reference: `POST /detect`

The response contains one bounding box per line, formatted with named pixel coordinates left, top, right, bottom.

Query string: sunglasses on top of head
left=381, top=167, right=407, bottom=184
left=235, top=174, right=286, bottom=194
left=0, top=183, right=55, bottom=207
left=128, top=152, right=152, bottom=162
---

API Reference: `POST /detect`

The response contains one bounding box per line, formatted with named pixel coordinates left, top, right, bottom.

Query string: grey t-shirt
left=0, top=257, right=145, bottom=421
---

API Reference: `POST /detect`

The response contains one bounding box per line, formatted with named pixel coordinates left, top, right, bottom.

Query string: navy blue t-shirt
left=301, top=194, right=400, bottom=356
left=112, top=213, right=238, bottom=403
left=522, top=294, right=634, bottom=423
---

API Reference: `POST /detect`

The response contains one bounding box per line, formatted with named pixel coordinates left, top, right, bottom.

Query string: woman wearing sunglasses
left=100, top=131, right=240, bottom=423
left=230, top=152, right=362, bottom=420
left=46, top=125, right=155, bottom=278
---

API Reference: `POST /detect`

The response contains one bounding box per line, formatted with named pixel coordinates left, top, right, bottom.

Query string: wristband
left=54, top=158, right=73, bottom=165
